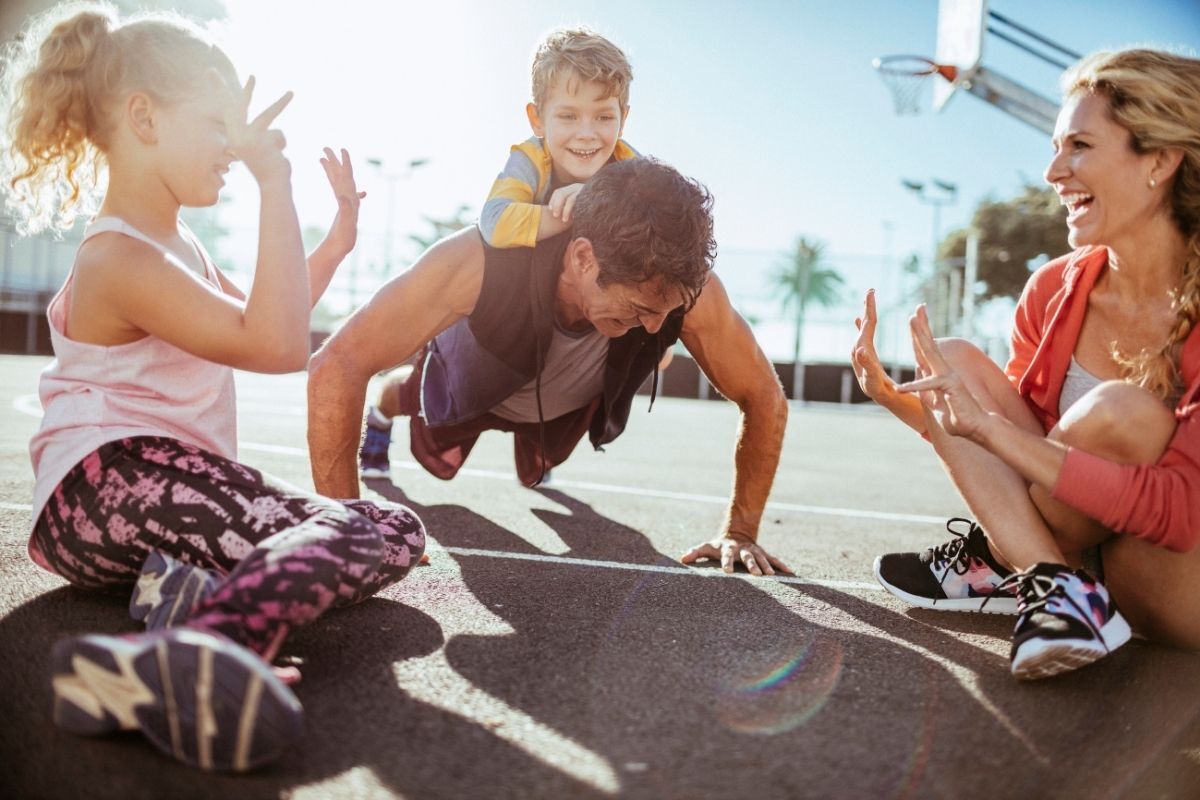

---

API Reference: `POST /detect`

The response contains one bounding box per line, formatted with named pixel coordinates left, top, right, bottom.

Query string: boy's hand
left=320, top=147, right=366, bottom=254
left=547, top=183, right=585, bottom=223
left=226, top=76, right=293, bottom=184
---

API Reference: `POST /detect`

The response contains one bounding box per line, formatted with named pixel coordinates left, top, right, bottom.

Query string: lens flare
left=716, top=635, right=844, bottom=735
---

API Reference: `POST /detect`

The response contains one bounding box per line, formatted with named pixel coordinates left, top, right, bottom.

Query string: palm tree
left=770, top=236, right=845, bottom=401
left=408, top=204, right=473, bottom=254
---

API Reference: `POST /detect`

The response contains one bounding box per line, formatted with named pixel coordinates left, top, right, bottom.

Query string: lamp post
left=367, top=156, right=430, bottom=282
left=879, top=219, right=905, bottom=380
left=901, top=178, right=958, bottom=334
left=342, top=156, right=432, bottom=311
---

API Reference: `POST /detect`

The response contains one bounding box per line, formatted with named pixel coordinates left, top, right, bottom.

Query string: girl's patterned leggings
left=30, top=436, right=426, bottom=658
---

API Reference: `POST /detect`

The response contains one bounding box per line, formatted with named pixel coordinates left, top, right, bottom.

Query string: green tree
left=409, top=204, right=473, bottom=254
left=770, top=236, right=845, bottom=400
left=938, top=184, right=1069, bottom=300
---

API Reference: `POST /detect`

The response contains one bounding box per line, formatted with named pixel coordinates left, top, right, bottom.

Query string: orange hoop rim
left=872, top=55, right=959, bottom=83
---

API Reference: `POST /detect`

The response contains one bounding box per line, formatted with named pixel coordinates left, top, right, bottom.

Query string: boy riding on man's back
left=361, top=27, right=640, bottom=478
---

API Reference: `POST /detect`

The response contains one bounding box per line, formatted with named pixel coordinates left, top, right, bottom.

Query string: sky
left=206, top=0, right=1200, bottom=363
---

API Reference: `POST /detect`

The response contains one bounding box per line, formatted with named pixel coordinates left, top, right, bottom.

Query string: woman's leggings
left=31, top=436, right=426, bottom=658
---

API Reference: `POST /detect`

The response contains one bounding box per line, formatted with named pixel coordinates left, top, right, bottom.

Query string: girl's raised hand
left=897, top=305, right=990, bottom=440
left=320, top=147, right=366, bottom=254
left=225, top=76, right=294, bottom=183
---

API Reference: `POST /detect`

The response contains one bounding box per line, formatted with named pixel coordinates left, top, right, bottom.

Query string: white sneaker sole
left=1011, top=610, right=1132, bottom=680
left=872, top=556, right=1019, bottom=614
left=360, top=467, right=391, bottom=479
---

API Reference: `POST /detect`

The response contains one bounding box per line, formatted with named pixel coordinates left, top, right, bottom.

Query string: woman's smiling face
left=1044, top=91, right=1163, bottom=249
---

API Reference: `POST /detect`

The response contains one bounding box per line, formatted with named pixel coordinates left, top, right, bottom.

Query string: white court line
left=8, top=394, right=926, bottom=588
left=14, top=394, right=943, bottom=526
left=15, top=395, right=939, bottom=521
left=237, top=441, right=945, bottom=526
left=439, top=545, right=879, bottom=591
left=0, top=498, right=878, bottom=591
left=13, top=393, right=41, bottom=418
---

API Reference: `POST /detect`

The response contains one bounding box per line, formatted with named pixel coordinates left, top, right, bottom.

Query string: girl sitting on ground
left=2, top=1, right=425, bottom=770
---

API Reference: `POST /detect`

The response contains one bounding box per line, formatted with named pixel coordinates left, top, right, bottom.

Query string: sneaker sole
left=873, top=556, right=1019, bottom=614
left=360, top=467, right=391, bottom=479
left=52, top=629, right=303, bottom=771
left=1011, top=611, right=1132, bottom=680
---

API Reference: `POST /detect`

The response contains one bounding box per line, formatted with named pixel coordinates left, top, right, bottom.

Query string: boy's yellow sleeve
left=480, top=142, right=548, bottom=248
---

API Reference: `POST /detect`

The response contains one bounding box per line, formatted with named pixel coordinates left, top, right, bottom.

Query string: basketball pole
left=957, top=66, right=1058, bottom=135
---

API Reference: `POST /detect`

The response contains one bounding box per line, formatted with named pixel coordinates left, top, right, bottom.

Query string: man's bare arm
left=307, top=228, right=485, bottom=498
left=678, top=274, right=791, bottom=575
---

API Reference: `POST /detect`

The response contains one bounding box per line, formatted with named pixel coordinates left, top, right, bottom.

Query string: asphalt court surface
left=1, top=353, right=1198, bottom=799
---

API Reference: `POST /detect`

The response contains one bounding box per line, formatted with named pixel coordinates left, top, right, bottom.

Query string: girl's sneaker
left=130, top=551, right=220, bottom=630
left=873, top=518, right=1018, bottom=613
left=1000, top=562, right=1132, bottom=680
left=51, top=628, right=303, bottom=771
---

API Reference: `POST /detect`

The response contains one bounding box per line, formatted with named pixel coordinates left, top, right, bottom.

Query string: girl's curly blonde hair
left=1, top=1, right=235, bottom=234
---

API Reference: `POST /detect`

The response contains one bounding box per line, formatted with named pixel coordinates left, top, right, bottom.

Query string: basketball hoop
left=873, top=55, right=959, bottom=115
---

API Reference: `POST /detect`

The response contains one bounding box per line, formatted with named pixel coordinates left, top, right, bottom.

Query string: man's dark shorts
left=399, top=349, right=600, bottom=486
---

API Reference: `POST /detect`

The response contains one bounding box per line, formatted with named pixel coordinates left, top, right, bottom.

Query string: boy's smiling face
left=527, top=72, right=626, bottom=184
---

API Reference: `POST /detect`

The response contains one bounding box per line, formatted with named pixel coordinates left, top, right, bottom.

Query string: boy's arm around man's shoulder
left=307, top=227, right=486, bottom=498
left=480, top=142, right=546, bottom=248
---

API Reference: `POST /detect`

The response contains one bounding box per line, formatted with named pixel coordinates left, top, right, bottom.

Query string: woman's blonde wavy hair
left=1063, top=48, right=1200, bottom=404
left=0, top=1, right=235, bottom=234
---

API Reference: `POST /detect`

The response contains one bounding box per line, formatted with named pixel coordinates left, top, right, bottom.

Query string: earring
left=1149, top=177, right=1158, bottom=188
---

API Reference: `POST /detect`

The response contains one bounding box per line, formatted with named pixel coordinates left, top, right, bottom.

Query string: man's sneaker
left=998, top=562, right=1132, bottom=680
left=360, top=406, right=393, bottom=479
left=51, top=628, right=303, bottom=771
left=130, top=551, right=221, bottom=630
left=873, top=517, right=1018, bottom=614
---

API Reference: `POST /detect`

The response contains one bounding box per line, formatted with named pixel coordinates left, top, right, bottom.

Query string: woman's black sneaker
left=873, top=518, right=1018, bottom=614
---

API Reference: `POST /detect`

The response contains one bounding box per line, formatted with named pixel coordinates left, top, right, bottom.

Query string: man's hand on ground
left=679, top=533, right=792, bottom=577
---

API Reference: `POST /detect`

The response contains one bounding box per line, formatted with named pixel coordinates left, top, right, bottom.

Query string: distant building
left=0, top=220, right=81, bottom=354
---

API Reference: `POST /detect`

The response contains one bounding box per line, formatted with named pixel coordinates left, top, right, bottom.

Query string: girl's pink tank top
left=28, top=217, right=238, bottom=559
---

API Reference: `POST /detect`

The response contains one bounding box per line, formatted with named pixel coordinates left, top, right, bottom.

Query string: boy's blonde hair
left=1062, top=49, right=1200, bottom=403
left=0, top=1, right=236, bottom=233
left=530, top=27, right=632, bottom=114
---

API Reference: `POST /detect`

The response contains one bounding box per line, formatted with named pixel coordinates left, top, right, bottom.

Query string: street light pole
left=901, top=178, right=958, bottom=334
left=363, top=157, right=430, bottom=307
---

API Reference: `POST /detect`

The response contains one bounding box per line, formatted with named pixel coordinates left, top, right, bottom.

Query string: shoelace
left=930, top=517, right=981, bottom=583
left=985, top=567, right=1110, bottom=652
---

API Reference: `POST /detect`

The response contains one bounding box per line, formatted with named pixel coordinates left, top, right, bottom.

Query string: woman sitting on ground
left=853, top=48, right=1200, bottom=680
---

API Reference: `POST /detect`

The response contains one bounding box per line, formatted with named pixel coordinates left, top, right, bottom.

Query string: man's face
left=569, top=242, right=686, bottom=338
left=527, top=72, right=625, bottom=185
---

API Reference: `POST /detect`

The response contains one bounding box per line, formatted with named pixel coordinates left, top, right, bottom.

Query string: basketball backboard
left=932, top=0, right=987, bottom=111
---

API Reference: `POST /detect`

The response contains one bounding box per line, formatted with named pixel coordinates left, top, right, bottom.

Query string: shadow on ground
left=3, top=482, right=1200, bottom=799
left=370, top=483, right=1200, bottom=798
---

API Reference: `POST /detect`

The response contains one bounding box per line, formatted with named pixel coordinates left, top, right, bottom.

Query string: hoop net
left=873, top=56, right=952, bottom=116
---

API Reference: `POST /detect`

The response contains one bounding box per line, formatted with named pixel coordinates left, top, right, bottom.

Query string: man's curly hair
left=571, top=158, right=715, bottom=310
